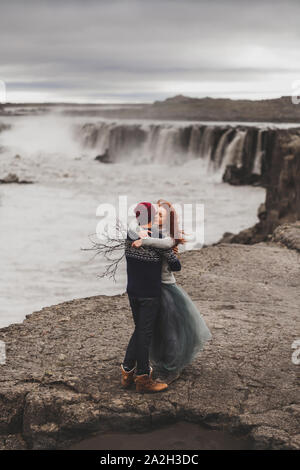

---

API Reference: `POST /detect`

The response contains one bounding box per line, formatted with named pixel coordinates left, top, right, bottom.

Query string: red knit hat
left=134, top=202, right=156, bottom=225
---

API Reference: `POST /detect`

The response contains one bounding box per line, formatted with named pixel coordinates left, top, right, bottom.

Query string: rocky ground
left=0, top=223, right=299, bottom=450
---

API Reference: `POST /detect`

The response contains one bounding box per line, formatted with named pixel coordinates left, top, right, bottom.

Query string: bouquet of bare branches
left=81, top=219, right=128, bottom=282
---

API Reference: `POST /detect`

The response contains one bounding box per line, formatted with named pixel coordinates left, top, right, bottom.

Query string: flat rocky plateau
left=0, top=238, right=299, bottom=450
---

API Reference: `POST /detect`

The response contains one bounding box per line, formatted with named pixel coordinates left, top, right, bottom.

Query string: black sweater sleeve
left=161, top=249, right=182, bottom=272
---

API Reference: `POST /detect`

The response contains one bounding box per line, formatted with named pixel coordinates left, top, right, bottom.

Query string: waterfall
left=213, top=128, right=235, bottom=168
left=198, top=126, right=215, bottom=160
left=75, top=121, right=272, bottom=179
left=253, top=130, right=265, bottom=175
left=187, top=124, right=204, bottom=158
left=221, top=130, right=247, bottom=171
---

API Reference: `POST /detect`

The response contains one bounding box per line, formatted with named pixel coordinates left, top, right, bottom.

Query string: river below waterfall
left=1, top=111, right=293, bottom=328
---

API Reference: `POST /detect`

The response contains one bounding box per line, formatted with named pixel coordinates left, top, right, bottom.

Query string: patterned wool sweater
left=125, top=223, right=181, bottom=298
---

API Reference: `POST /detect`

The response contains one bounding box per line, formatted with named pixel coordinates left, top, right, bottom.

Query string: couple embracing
left=121, top=199, right=212, bottom=393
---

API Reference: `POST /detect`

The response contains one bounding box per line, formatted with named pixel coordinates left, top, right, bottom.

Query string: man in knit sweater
left=120, top=202, right=181, bottom=393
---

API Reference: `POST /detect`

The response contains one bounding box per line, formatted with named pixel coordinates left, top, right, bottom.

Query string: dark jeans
left=123, top=295, right=161, bottom=375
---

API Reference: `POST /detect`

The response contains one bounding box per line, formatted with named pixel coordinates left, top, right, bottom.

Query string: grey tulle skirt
left=149, top=283, right=212, bottom=374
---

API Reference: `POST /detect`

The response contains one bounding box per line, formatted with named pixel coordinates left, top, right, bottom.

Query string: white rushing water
left=0, top=111, right=284, bottom=328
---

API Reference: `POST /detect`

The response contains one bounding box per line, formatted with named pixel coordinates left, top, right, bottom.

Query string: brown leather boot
left=120, top=364, right=136, bottom=388
left=134, top=368, right=168, bottom=393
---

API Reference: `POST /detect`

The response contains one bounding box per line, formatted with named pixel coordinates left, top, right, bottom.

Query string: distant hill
left=147, top=95, right=300, bottom=123
left=93, top=94, right=300, bottom=123
left=1, top=95, right=300, bottom=123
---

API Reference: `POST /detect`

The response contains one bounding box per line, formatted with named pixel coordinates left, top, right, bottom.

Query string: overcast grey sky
left=0, top=0, right=300, bottom=103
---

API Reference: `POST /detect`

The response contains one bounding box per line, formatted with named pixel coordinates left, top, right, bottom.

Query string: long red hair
left=156, top=199, right=186, bottom=254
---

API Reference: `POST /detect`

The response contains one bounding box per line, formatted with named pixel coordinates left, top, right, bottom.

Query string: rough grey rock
left=0, top=173, right=33, bottom=184
left=271, top=221, right=300, bottom=252
left=222, top=164, right=262, bottom=186
left=95, top=149, right=111, bottom=163
left=0, top=242, right=299, bottom=450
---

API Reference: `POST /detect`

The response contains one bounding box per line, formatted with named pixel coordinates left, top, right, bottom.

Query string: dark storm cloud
left=0, top=0, right=300, bottom=102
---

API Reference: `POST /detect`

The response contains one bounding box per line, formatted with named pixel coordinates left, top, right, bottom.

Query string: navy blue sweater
left=125, top=229, right=181, bottom=298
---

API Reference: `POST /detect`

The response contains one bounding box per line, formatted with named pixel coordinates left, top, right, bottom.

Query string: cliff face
left=219, top=129, right=300, bottom=244
left=265, top=131, right=300, bottom=225
left=0, top=235, right=299, bottom=450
